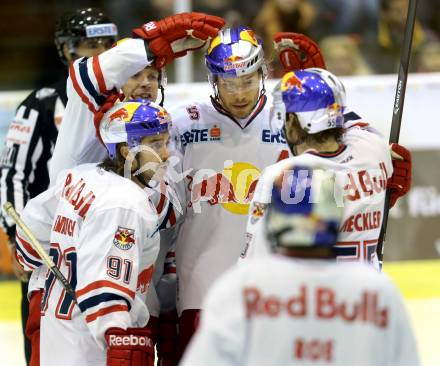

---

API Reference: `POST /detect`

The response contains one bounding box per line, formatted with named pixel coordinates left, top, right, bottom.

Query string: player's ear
left=119, top=144, right=129, bottom=159
left=62, top=44, right=73, bottom=63
left=284, top=113, right=296, bottom=135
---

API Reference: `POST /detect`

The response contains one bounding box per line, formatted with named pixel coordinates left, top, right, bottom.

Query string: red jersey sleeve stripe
left=69, top=62, right=97, bottom=114
left=92, top=56, right=111, bottom=94
left=168, top=208, right=176, bottom=226
left=156, top=193, right=166, bottom=214
left=76, top=280, right=135, bottom=299
left=16, top=253, right=36, bottom=271
left=85, top=304, right=129, bottom=323
left=16, top=231, right=40, bottom=259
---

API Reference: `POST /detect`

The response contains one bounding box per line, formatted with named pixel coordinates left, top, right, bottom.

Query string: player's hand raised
left=388, top=143, right=412, bottom=207
left=273, top=32, right=326, bottom=72
left=93, top=94, right=122, bottom=143
left=133, top=12, right=225, bottom=68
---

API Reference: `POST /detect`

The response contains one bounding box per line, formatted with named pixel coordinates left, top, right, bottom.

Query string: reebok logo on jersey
left=108, top=334, right=153, bottom=347
left=113, top=226, right=135, bottom=250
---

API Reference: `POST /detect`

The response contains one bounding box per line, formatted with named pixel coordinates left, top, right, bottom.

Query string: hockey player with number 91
left=14, top=100, right=173, bottom=366
left=182, top=165, right=420, bottom=366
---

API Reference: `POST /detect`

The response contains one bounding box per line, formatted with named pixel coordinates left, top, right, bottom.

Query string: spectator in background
left=361, top=0, right=429, bottom=74
left=320, top=35, right=373, bottom=76
left=310, top=0, right=379, bottom=39
left=416, top=41, right=440, bottom=72
left=0, top=8, right=117, bottom=365
left=417, top=0, right=440, bottom=40
left=253, top=0, right=316, bottom=77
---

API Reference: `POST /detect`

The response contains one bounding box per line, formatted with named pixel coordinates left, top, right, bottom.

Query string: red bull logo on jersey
left=187, top=161, right=261, bottom=215
left=244, top=286, right=388, bottom=328
left=113, top=226, right=135, bottom=250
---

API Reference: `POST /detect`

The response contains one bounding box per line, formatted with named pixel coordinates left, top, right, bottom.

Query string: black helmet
left=55, top=7, right=118, bottom=64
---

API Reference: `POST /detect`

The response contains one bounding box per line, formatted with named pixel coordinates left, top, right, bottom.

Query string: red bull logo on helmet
left=281, top=72, right=308, bottom=93
left=157, top=108, right=170, bottom=124
left=224, top=55, right=244, bottom=63
left=110, top=107, right=129, bottom=122
left=223, top=55, right=247, bottom=71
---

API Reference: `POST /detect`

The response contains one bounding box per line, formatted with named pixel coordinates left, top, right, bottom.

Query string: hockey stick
left=3, top=202, right=77, bottom=302
left=376, top=0, right=419, bottom=267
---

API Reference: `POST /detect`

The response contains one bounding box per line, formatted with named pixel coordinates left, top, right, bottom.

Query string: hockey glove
left=132, top=12, right=225, bottom=68
left=273, top=32, right=326, bottom=72
left=105, top=327, right=155, bottom=366
left=387, top=143, right=412, bottom=207
left=157, top=310, right=179, bottom=366
left=93, top=93, right=121, bottom=144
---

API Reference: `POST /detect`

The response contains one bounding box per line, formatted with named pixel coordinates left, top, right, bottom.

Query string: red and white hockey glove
left=93, top=93, right=122, bottom=144
left=132, top=12, right=225, bottom=68
left=157, top=311, right=179, bottom=366
left=105, top=327, right=155, bottom=366
left=273, top=32, right=326, bottom=72
left=387, top=143, right=412, bottom=207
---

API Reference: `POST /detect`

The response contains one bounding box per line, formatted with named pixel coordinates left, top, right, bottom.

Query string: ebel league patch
left=113, top=226, right=135, bottom=250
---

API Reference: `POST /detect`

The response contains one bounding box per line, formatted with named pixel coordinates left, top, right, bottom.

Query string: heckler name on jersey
left=244, top=286, right=388, bottom=328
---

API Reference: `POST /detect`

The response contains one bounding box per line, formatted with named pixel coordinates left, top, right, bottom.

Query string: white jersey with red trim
left=240, top=123, right=393, bottom=268
left=15, top=163, right=159, bottom=366
left=46, top=37, right=182, bottom=316
left=181, top=256, right=420, bottom=366
left=169, top=97, right=290, bottom=314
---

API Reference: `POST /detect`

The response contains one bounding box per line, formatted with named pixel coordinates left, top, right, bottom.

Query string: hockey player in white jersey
left=40, top=12, right=224, bottom=365
left=168, top=26, right=295, bottom=356
left=15, top=100, right=176, bottom=366
left=240, top=68, right=411, bottom=268
left=181, top=164, right=420, bottom=366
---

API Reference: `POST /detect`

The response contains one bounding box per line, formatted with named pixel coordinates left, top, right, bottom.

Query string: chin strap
left=158, top=85, right=165, bottom=106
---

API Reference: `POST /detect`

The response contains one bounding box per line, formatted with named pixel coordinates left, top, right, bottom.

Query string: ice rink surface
left=1, top=260, right=439, bottom=366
